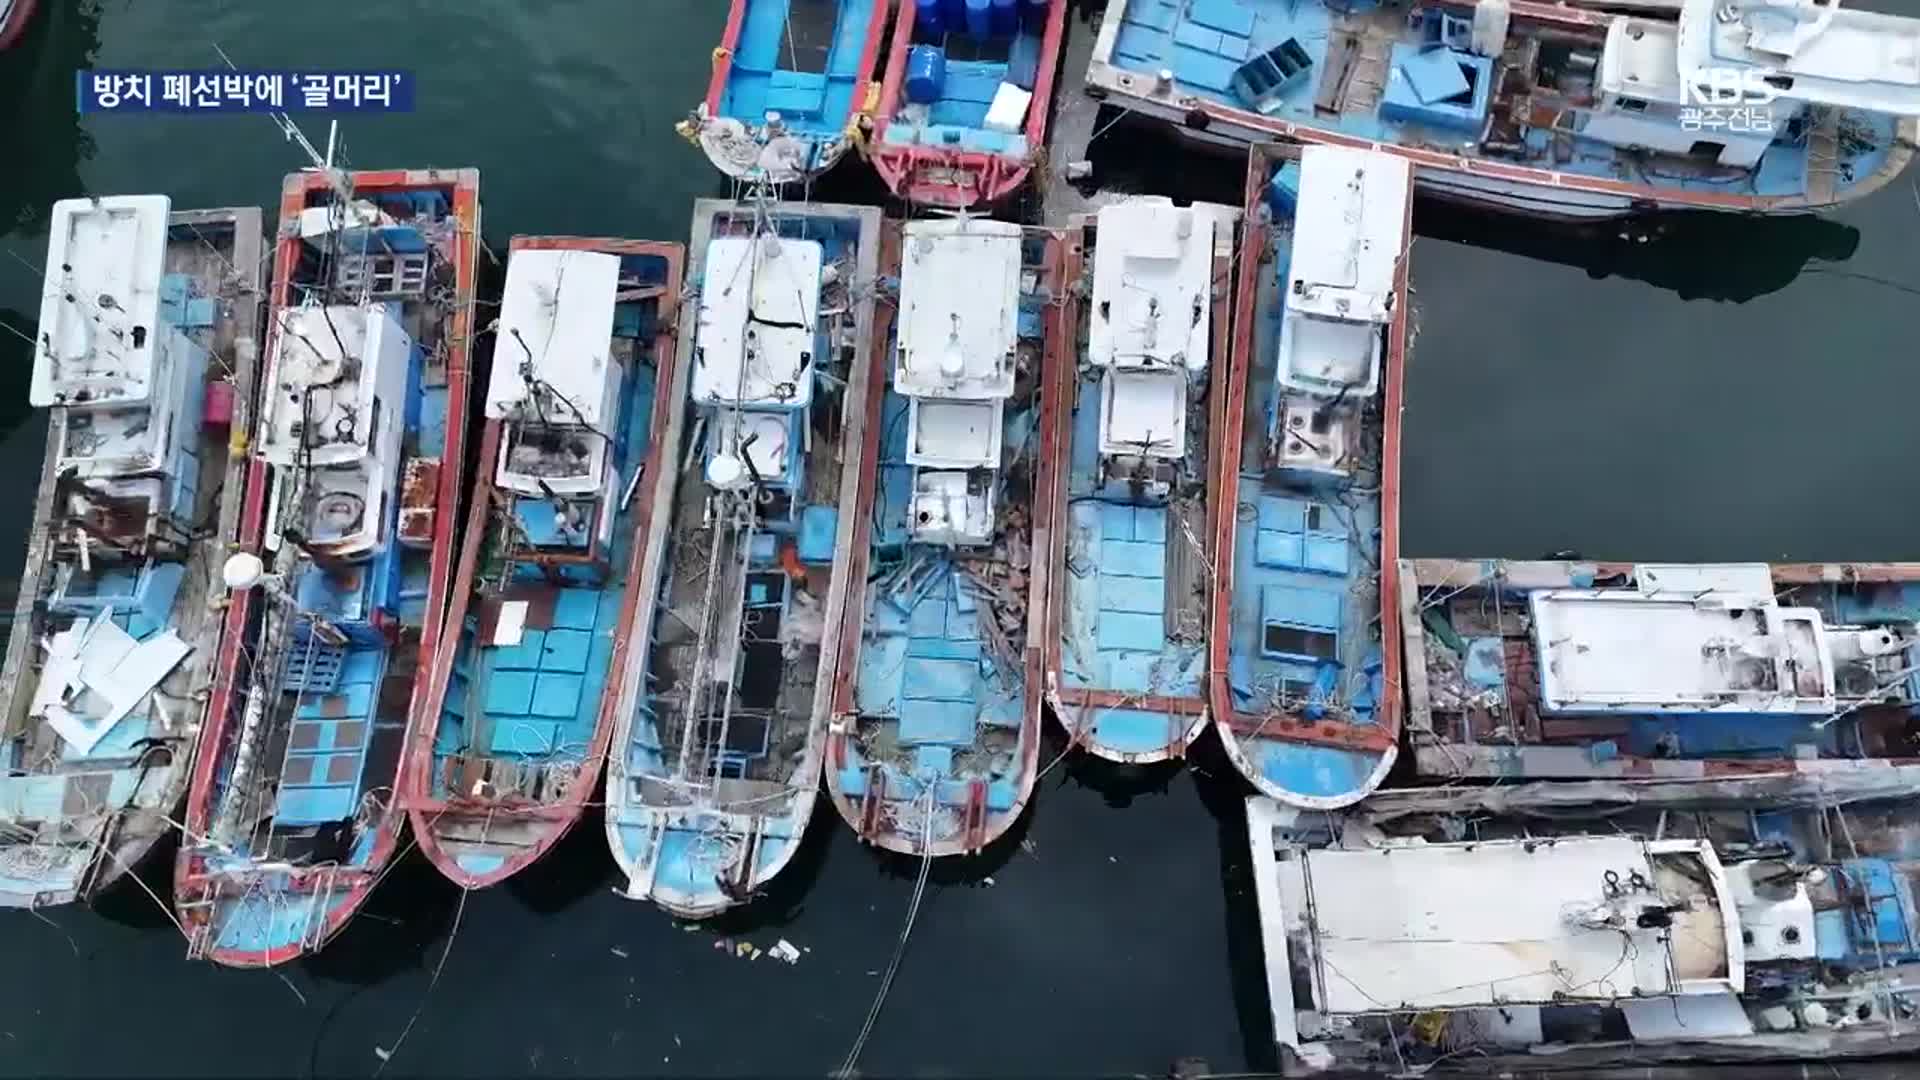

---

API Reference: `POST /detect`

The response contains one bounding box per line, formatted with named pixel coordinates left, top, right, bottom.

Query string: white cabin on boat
left=1678, top=0, right=1920, bottom=118
left=1089, top=198, right=1229, bottom=463
left=1277, top=147, right=1409, bottom=400
left=487, top=249, right=622, bottom=501
left=1526, top=562, right=1919, bottom=716
left=35, top=195, right=208, bottom=540
left=33, top=196, right=169, bottom=408
left=1588, top=0, right=1920, bottom=170
left=896, top=219, right=1022, bottom=547
left=258, top=302, right=412, bottom=558
left=691, top=234, right=820, bottom=410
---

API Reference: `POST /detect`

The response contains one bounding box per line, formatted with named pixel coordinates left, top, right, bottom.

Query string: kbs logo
left=1678, top=68, right=1781, bottom=134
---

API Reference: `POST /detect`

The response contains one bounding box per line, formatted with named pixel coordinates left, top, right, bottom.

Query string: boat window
left=1264, top=624, right=1338, bottom=661
left=1616, top=97, right=1647, bottom=113
left=1689, top=140, right=1726, bottom=161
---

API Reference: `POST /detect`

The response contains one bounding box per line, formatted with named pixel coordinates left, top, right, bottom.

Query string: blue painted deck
left=609, top=203, right=873, bottom=913
left=835, top=238, right=1054, bottom=830
left=721, top=0, right=877, bottom=162
left=1056, top=370, right=1206, bottom=757
left=1221, top=166, right=1388, bottom=804
left=429, top=254, right=668, bottom=838
left=1105, top=0, right=1900, bottom=202
left=881, top=17, right=1038, bottom=157
left=199, top=185, right=464, bottom=957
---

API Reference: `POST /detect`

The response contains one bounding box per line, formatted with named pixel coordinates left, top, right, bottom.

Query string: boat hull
left=604, top=199, right=882, bottom=916
left=173, top=169, right=480, bottom=966
left=1206, top=144, right=1409, bottom=810
left=1042, top=210, right=1234, bottom=764
left=687, top=0, right=891, bottom=185
left=404, top=236, right=684, bottom=891
left=822, top=223, right=1066, bottom=857
left=0, top=206, right=264, bottom=911
left=0, top=0, right=39, bottom=51
left=1083, top=16, right=1920, bottom=222
left=867, top=0, right=1070, bottom=207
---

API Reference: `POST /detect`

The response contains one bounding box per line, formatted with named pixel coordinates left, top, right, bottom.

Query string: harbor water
left=1, top=1, right=1918, bottom=1075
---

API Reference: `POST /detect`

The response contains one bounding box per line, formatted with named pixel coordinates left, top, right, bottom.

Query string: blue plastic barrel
left=964, top=0, right=992, bottom=38
left=1021, top=0, right=1050, bottom=32
left=905, top=45, right=947, bottom=105
left=915, top=0, right=944, bottom=39
left=991, top=0, right=1018, bottom=34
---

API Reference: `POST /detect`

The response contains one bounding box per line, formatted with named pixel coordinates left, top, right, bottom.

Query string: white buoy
left=706, top=452, right=749, bottom=491
left=222, top=552, right=266, bottom=591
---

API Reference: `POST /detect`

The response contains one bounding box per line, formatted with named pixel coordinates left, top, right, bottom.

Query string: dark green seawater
left=1, top=2, right=1917, bottom=1076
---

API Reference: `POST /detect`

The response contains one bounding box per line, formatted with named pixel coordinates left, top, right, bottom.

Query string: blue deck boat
left=1208, top=143, right=1412, bottom=809
left=680, top=0, right=891, bottom=185
left=1250, top=785, right=1920, bottom=1071
left=1397, top=558, right=1920, bottom=791
left=1086, top=0, right=1920, bottom=219
left=403, top=237, right=683, bottom=889
left=824, top=218, right=1064, bottom=856
left=174, top=168, right=480, bottom=967
left=1045, top=197, right=1239, bottom=765
left=605, top=198, right=880, bottom=917
left=0, top=198, right=262, bottom=908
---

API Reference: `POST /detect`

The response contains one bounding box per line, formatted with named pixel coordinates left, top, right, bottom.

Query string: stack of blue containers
left=915, top=0, right=1049, bottom=39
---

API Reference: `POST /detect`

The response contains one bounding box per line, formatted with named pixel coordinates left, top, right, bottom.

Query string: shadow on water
left=1059, top=741, right=1185, bottom=808
left=87, top=826, right=183, bottom=932
left=1187, top=729, right=1280, bottom=1075
left=1414, top=199, right=1863, bottom=304
left=299, top=845, right=464, bottom=987
left=502, top=804, right=621, bottom=917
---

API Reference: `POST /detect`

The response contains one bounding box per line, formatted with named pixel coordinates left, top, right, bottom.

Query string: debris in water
left=1021, top=838, right=1038, bottom=859
left=609, top=946, right=628, bottom=958
left=1108, top=855, right=1118, bottom=863
left=714, top=938, right=730, bottom=951
left=373, top=1048, right=392, bottom=1063
left=982, top=875, right=996, bottom=887
left=770, top=939, right=802, bottom=964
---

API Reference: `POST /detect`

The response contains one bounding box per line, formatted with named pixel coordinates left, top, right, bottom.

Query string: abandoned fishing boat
left=604, top=198, right=879, bottom=917
left=1247, top=787, right=1920, bottom=1073
left=825, top=217, right=1063, bottom=856
left=679, top=0, right=892, bottom=185
left=1209, top=143, right=1411, bottom=809
left=1398, top=559, right=1920, bottom=789
left=0, top=197, right=262, bottom=908
left=402, top=237, right=682, bottom=889
left=0, top=0, right=37, bottom=50
left=1044, top=197, right=1238, bottom=764
left=173, top=167, right=480, bottom=966
left=867, top=0, right=1069, bottom=207
left=1085, top=0, right=1920, bottom=219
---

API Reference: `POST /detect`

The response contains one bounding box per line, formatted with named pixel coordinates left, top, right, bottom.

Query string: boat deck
left=1400, top=559, right=1920, bottom=783
left=1097, top=0, right=1901, bottom=203
left=721, top=0, right=880, bottom=139
left=0, top=207, right=263, bottom=907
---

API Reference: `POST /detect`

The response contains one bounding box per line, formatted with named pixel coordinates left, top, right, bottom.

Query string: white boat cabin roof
left=1529, top=562, right=1839, bottom=715
left=1089, top=197, right=1213, bottom=372
left=258, top=302, right=412, bottom=469
left=897, top=219, right=1020, bottom=401
left=692, top=233, right=821, bottom=409
left=1676, top=0, right=1920, bottom=116
left=486, top=248, right=621, bottom=427
left=1277, top=834, right=1740, bottom=1016
left=32, top=195, right=171, bottom=408
left=1602, top=18, right=1687, bottom=106
left=1286, top=147, right=1408, bottom=329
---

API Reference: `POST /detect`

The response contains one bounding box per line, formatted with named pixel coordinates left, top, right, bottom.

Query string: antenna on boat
left=211, top=42, right=354, bottom=206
